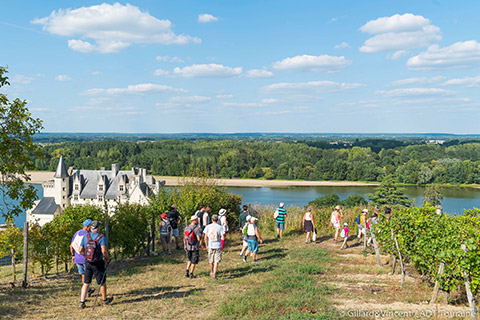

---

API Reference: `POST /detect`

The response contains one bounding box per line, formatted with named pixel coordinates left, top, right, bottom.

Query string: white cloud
left=359, top=13, right=441, bottom=53
left=84, top=83, right=186, bottom=95
left=169, top=96, right=211, bottom=103
left=222, top=102, right=263, bottom=108
left=407, top=40, right=480, bottom=70
left=334, top=42, right=350, bottom=49
left=216, top=94, right=234, bottom=99
left=91, top=71, right=101, bottom=75
left=376, top=88, right=452, bottom=97
left=10, top=74, right=35, bottom=84
left=55, top=75, right=72, bottom=81
left=173, top=64, right=242, bottom=78
left=273, top=54, right=351, bottom=73
left=156, top=55, right=184, bottom=63
left=392, top=76, right=446, bottom=86
left=387, top=50, right=409, bottom=60
left=246, top=69, right=274, bottom=78
left=261, top=98, right=280, bottom=104
left=261, top=81, right=364, bottom=93
left=32, top=3, right=200, bottom=53
left=153, top=69, right=170, bottom=76
left=198, top=14, right=218, bottom=23
left=443, top=75, right=480, bottom=87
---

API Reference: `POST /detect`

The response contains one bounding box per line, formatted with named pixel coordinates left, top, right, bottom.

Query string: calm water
left=0, top=184, right=43, bottom=227
left=2, top=184, right=479, bottom=227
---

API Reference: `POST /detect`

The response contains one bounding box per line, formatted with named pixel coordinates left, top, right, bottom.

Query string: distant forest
left=33, top=138, right=480, bottom=185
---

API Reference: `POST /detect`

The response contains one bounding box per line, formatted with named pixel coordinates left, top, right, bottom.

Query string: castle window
left=99, top=185, right=104, bottom=191
left=98, top=195, right=104, bottom=202
left=119, top=185, right=124, bottom=192
left=74, top=195, right=78, bottom=201
left=74, top=184, right=79, bottom=191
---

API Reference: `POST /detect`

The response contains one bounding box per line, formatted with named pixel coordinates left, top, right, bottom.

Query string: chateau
left=27, top=156, right=163, bottom=226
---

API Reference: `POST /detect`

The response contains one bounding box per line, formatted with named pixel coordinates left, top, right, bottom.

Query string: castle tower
left=54, top=155, right=70, bottom=210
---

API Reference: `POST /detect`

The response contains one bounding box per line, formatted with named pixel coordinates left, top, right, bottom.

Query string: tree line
left=33, top=139, right=480, bottom=185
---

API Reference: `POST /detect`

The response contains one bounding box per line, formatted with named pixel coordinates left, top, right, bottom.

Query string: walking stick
left=92, top=261, right=108, bottom=311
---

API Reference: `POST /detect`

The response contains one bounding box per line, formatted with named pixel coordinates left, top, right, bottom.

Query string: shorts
left=247, top=239, right=259, bottom=254
left=276, top=222, right=285, bottom=230
left=333, top=223, right=341, bottom=230
left=208, top=248, right=222, bottom=264
left=304, top=221, right=313, bottom=232
left=84, top=261, right=106, bottom=285
left=172, top=229, right=179, bottom=238
left=76, top=263, right=86, bottom=274
left=160, top=234, right=171, bottom=243
left=186, top=250, right=199, bottom=265
left=242, top=240, right=248, bottom=247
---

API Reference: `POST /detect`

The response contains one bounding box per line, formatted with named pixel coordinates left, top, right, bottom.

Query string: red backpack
left=84, top=234, right=103, bottom=263
left=184, top=226, right=198, bottom=246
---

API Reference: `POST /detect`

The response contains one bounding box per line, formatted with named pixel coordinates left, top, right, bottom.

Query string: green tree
left=341, top=194, right=368, bottom=208
left=308, top=193, right=340, bottom=208
left=422, top=185, right=443, bottom=207
left=367, top=175, right=413, bottom=207
left=0, top=67, right=43, bottom=220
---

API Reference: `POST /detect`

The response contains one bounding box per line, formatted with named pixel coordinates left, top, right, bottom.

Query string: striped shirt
left=275, top=207, right=287, bottom=223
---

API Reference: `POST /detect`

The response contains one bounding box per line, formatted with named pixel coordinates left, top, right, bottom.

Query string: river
left=1, top=184, right=479, bottom=227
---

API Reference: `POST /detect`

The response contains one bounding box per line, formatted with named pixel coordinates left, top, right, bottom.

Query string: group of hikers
left=69, top=201, right=385, bottom=308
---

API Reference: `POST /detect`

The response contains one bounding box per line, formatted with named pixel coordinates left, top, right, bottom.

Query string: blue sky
left=2, top=0, right=480, bottom=133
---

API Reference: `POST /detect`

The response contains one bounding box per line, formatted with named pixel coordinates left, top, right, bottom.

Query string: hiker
left=330, top=205, right=343, bottom=243
left=274, top=202, right=287, bottom=239
left=78, top=220, right=113, bottom=308
left=340, top=223, right=349, bottom=250
left=203, top=206, right=211, bottom=228
left=239, top=205, right=249, bottom=231
left=303, top=207, right=315, bottom=244
left=184, top=215, right=202, bottom=278
left=243, top=216, right=263, bottom=263
left=195, top=205, right=206, bottom=230
left=219, top=208, right=228, bottom=250
left=240, top=214, right=251, bottom=256
left=203, top=214, right=224, bottom=279
left=159, top=213, right=172, bottom=255
left=167, top=204, right=182, bottom=250
left=366, top=212, right=379, bottom=246
left=70, top=219, right=95, bottom=297
left=356, top=209, right=368, bottom=244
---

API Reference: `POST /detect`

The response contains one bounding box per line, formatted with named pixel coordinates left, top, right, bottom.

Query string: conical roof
left=54, top=155, right=68, bottom=178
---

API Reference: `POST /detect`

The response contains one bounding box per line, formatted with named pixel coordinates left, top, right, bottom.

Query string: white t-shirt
left=203, top=223, right=223, bottom=249
left=219, top=215, right=228, bottom=232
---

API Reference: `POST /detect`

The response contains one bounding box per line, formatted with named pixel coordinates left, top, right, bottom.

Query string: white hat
left=246, top=215, right=252, bottom=222
left=190, top=215, right=198, bottom=221
left=279, top=202, right=285, bottom=208
left=343, top=222, right=348, bottom=226
left=250, top=217, right=258, bottom=222
left=219, top=208, right=226, bottom=216
left=362, top=209, right=368, bottom=213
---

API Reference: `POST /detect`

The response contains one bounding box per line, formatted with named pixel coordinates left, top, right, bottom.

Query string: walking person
left=70, top=219, right=95, bottom=297
left=159, top=213, right=172, bottom=255
left=78, top=220, right=113, bottom=308
left=330, top=205, right=343, bottom=243
left=356, top=209, right=367, bottom=244
left=195, top=205, right=206, bottom=230
left=240, top=214, right=251, bottom=256
left=218, top=209, right=228, bottom=250
left=243, top=217, right=263, bottom=263
left=340, top=223, right=350, bottom=250
left=184, top=215, right=202, bottom=279
left=239, top=206, right=249, bottom=256
left=274, top=202, right=287, bottom=239
left=203, top=214, right=224, bottom=279
left=203, top=206, right=211, bottom=228
left=303, top=208, right=315, bottom=244
left=167, top=204, right=182, bottom=250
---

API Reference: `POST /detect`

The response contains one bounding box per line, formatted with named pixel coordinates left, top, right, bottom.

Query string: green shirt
left=239, top=211, right=248, bottom=229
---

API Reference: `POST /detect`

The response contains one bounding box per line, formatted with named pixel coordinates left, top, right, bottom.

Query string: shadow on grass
left=116, top=285, right=205, bottom=304
left=314, top=235, right=331, bottom=243
left=261, top=253, right=287, bottom=261
left=108, top=255, right=183, bottom=277
left=219, top=265, right=275, bottom=279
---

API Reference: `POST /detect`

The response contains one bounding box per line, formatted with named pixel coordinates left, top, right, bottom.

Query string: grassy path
left=0, top=233, right=472, bottom=319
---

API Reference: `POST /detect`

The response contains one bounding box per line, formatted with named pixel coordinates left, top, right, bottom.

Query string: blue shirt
left=80, top=232, right=107, bottom=260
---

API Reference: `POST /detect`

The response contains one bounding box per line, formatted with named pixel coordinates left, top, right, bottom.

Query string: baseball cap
left=190, top=215, right=197, bottom=221
left=343, top=222, right=348, bottom=226
left=82, top=219, right=92, bottom=227
left=160, top=213, right=167, bottom=219
left=250, top=217, right=258, bottom=222
left=90, top=220, right=102, bottom=229
left=362, top=209, right=368, bottom=213
left=246, top=215, right=252, bottom=222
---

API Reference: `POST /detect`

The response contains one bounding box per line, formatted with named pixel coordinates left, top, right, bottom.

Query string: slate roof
left=54, top=156, right=68, bottom=178
left=31, top=197, right=59, bottom=215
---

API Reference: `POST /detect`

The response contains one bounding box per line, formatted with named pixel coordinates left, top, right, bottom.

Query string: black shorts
left=186, top=250, right=199, bottom=265
left=84, top=261, right=106, bottom=285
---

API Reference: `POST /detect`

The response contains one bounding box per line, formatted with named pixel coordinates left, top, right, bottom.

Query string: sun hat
left=343, top=222, right=348, bottom=226
left=362, top=209, right=368, bottom=213
left=335, top=205, right=341, bottom=210
left=190, top=215, right=197, bottom=221
left=82, top=219, right=92, bottom=227
left=219, top=208, right=226, bottom=216
left=171, top=204, right=178, bottom=209
left=246, top=215, right=252, bottom=222
left=160, top=213, right=167, bottom=219
left=250, top=217, right=258, bottom=222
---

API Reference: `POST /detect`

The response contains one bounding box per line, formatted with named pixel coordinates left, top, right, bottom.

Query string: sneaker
left=189, top=273, right=196, bottom=279
left=185, top=270, right=189, bottom=278
left=176, top=247, right=181, bottom=250
left=277, top=234, right=280, bottom=239
left=161, top=252, right=166, bottom=256
left=340, top=247, right=345, bottom=250
left=252, top=259, right=259, bottom=263
left=102, top=297, right=114, bottom=305
left=79, top=301, right=86, bottom=309
left=167, top=250, right=172, bottom=254
left=243, top=255, right=247, bottom=263
left=250, top=252, right=253, bottom=257
left=87, top=288, right=95, bottom=297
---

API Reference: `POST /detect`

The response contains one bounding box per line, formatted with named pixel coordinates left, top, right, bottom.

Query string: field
left=0, top=231, right=472, bottom=320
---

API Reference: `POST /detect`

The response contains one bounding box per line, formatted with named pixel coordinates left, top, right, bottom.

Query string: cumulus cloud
left=156, top=55, right=184, bottom=63
left=392, top=76, right=446, bottom=86
left=245, top=69, right=274, bottom=78
left=376, top=88, right=451, bottom=97
left=32, top=3, right=200, bottom=53
left=216, top=94, right=234, bottom=99
left=84, top=83, right=186, bottom=95
left=261, top=98, right=280, bottom=104
left=153, top=69, right=170, bottom=76
left=359, top=13, right=441, bottom=54
left=443, top=75, right=480, bottom=87
left=273, top=55, right=351, bottom=73
left=261, top=81, right=364, bottom=93
left=168, top=96, right=211, bottom=103
left=198, top=14, right=218, bottom=23
left=55, top=75, right=72, bottom=81
left=10, top=74, right=35, bottom=84
left=173, top=64, right=242, bottom=78
left=334, top=42, right=350, bottom=49
left=407, top=40, right=480, bottom=70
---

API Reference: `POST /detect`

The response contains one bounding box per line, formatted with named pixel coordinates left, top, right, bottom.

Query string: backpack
left=356, top=215, right=361, bottom=224
left=84, top=234, right=103, bottom=263
left=184, top=226, right=198, bottom=246
left=340, top=229, right=345, bottom=238
left=159, top=220, right=172, bottom=234
left=242, top=224, right=249, bottom=237
left=274, top=209, right=279, bottom=219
